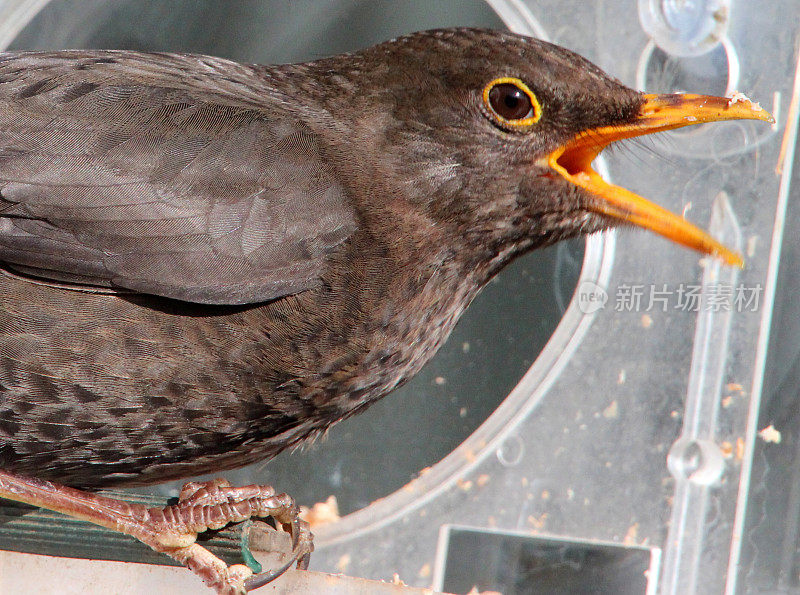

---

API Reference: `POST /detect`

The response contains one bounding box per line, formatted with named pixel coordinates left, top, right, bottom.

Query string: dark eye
left=482, top=77, right=541, bottom=129
left=488, top=83, right=533, bottom=120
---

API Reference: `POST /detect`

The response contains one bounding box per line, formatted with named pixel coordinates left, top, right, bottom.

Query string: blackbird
left=0, top=27, right=771, bottom=593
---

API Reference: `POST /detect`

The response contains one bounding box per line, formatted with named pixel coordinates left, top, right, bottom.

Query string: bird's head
left=314, top=28, right=771, bottom=269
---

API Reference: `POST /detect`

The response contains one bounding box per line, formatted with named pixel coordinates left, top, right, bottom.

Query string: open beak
left=547, top=94, right=774, bottom=266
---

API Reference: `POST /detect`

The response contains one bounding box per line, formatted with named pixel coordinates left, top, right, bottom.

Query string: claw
left=244, top=517, right=314, bottom=591
left=243, top=515, right=314, bottom=591
left=243, top=553, right=298, bottom=591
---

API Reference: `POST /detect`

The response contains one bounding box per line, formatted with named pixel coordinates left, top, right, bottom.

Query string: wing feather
left=0, top=51, right=355, bottom=304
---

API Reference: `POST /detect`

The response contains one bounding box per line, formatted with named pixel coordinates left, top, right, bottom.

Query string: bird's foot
left=147, top=479, right=313, bottom=594
left=0, top=471, right=313, bottom=594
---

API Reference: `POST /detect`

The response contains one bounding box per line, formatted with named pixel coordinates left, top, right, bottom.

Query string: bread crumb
left=728, top=90, right=763, bottom=112
left=603, top=400, right=619, bottom=419
left=528, top=513, right=548, bottom=529
left=476, top=473, right=490, bottom=487
left=726, top=382, right=744, bottom=392
left=623, top=523, right=639, bottom=546
left=417, top=563, right=431, bottom=578
left=641, top=314, right=653, bottom=329
left=728, top=91, right=749, bottom=104
left=758, top=424, right=782, bottom=444
left=336, top=553, right=351, bottom=573
left=299, top=495, right=340, bottom=528
left=720, top=441, right=733, bottom=458
left=746, top=235, right=758, bottom=258
left=736, top=437, right=745, bottom=460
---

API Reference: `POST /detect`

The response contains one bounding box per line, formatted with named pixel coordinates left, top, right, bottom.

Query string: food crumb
left=720, top=441, right=733, bottom=457
left=721, top=395, right=733, bottom=408
left=759, top=424, right=782, bottom=444
left=728, top=91, right=748, bottom=104
left=670, top=410, right=679, bottom=419
left=457, top=478, right=473, bottom=492
left=736, top=437, right=745, bottom=460
left=726, top=382, right=744, bottom=392
left=728, top=90, right=763, bottom=112
left=392, top=573, right=405, bottom=585
left=528, top=513, right=548, bottom=529
left=541, top=489, right=551, bottom=501
left=459, top=407, right=468, bottom=418
left=603, top=400, right=619, bottom=419
left=476, top=473, right=490, bottom=487
left=641, top=314, right=653, bottom=329
left=336, top=553, right=351, bottom=573
left=434, top=376, right=446, bottom=386
left=728, top=91, right=762, bottom=110
left=746, top=236, right=758, bottom=258
left=417, top=563, right=431, bottom=579
left=623, top=522, right=639, bottom=546
left=462, top=341, right=471, bottom=353
left=299, top=495, right=340, bottom=528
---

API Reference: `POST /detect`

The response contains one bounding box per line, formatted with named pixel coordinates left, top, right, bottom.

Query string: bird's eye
left=482, top=77, right=541, bottom=130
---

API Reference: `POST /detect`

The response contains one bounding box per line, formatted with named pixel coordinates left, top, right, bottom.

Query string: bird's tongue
left=548, top=93, right=774, bottom=266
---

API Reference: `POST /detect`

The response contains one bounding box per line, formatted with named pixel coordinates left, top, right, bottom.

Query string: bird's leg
left=0, top=471, right=313, bottom=594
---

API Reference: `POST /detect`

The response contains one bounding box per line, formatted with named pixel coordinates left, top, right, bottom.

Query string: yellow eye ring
left=482, top=77, right=542, bottom=129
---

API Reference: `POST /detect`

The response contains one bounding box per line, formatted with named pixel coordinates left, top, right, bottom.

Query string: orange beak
left=547, top=94, right=774, bottom=266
